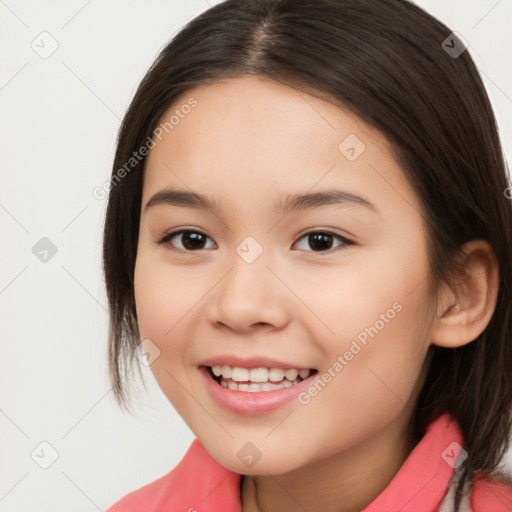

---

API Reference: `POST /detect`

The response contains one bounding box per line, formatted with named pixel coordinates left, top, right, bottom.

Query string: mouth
left=203, top=365, right=319, bottom=392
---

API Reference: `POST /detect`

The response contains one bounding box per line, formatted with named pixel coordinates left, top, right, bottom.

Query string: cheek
left=296, top=242, right=431, bottom=399
left=134, top=247, right=201, bottom=339
left=134, top=256, right=169, bottom=342
left=297, top=293, right=430, bottom=450
left=134, top=250, right=195, bottom=372
left=349, top=293, right=429, bottom=415
left=294, top=251, right=427, bottom=344
left=133, top=251, right=202, bottom=410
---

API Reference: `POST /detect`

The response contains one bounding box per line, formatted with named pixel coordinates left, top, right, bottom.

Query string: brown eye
left=157, top=230, right=216, bottom=251
left=294, top=231, right=353, bottom=253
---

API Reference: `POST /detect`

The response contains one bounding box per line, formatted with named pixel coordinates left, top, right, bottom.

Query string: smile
left=208, top=365, right=315, bottom=392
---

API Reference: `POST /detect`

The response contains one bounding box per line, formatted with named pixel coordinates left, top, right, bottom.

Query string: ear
left=430, top=240, right=499, bottom=348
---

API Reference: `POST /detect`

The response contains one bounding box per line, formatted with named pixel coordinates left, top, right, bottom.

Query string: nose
left=206, top=248, right=291, bottom=333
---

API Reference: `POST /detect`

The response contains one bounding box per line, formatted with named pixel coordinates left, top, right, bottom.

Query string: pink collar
left=363, top=412, right=462, bottom=511
left=107, top=412, right=512, bottom=511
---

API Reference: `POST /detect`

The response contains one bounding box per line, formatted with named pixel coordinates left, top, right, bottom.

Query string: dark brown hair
left=102, top=0, right=512, bottom=509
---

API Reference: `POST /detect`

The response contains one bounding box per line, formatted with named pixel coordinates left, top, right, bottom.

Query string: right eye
left=156, top=229, right=217, bottom=251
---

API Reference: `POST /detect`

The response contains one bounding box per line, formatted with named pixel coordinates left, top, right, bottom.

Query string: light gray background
left=1, top=1, right=511, bottom=510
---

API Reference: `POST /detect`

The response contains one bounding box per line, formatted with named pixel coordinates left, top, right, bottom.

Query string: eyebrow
left=143, top=187, right=379, bottom=215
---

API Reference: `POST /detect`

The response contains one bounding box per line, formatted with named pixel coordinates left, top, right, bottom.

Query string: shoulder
left=105, top=438, right=242, bottom=512
left=105, top=470, right=175, bottom=512
left=105, top=439, right=204, bottom=512
left=470, top=472, right=512, bottom=511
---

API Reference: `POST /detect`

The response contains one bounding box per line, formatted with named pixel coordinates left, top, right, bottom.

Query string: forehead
left=148, top=74, right=388, bottom=161
left=142, top=75, right=421, bottom=217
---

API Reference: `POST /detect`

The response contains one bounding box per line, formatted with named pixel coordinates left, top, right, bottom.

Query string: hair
left=102, top=0, right=512, bottom=509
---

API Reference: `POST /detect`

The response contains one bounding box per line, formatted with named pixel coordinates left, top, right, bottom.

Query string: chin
left=206, top=443, right=304, bottom=476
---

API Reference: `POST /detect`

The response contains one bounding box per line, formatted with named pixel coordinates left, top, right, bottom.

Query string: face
left=134, top=75, right=435, bottom=475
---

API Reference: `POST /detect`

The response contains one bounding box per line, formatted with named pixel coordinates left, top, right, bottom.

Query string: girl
left=102, top=0, right=512, bottom=510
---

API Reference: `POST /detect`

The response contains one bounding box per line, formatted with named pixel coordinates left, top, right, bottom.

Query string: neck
left=241, top=411, right=419, bottom=512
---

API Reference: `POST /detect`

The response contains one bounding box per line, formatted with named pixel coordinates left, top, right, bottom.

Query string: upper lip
left=199, top=355, right=316, bottom=370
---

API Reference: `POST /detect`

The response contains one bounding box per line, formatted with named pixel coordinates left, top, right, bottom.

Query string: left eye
left=156, top=230, right=216, bottom=251
left=156, top=229, right=353, bottom=253
left=293, top=231, right=352, bottom=253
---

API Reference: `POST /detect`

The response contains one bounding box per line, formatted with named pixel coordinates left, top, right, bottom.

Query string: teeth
left=299, top=369, right=310, bottom=379
left=220, top=378, right=303, bottom=392
left=210, top=365, right=312, bottom=383
left=210, top=364, right=314, bottom=392
left=268, top=368, right=284, bottom=382
left=285, top=369, right=299, bottom=381
left=250, top=368, right=269, bottom=383
left=231, top=367, right=250, bottom=381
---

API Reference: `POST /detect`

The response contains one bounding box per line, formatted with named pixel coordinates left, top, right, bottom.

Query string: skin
left=133, top=75, right=499, bottom=512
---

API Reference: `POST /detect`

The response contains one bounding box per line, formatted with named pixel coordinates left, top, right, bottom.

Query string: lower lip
left=199, top=366, right=317, bottom=416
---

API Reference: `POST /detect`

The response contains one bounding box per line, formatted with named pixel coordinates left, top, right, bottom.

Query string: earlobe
left=430, top=240, right=499, bottom=349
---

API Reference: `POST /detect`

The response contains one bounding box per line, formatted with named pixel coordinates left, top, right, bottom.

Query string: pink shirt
left=106, top=413, right=512, bottom=511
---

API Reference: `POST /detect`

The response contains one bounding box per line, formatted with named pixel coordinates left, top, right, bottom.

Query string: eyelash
left=155, top=229, right=354, bottom=254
